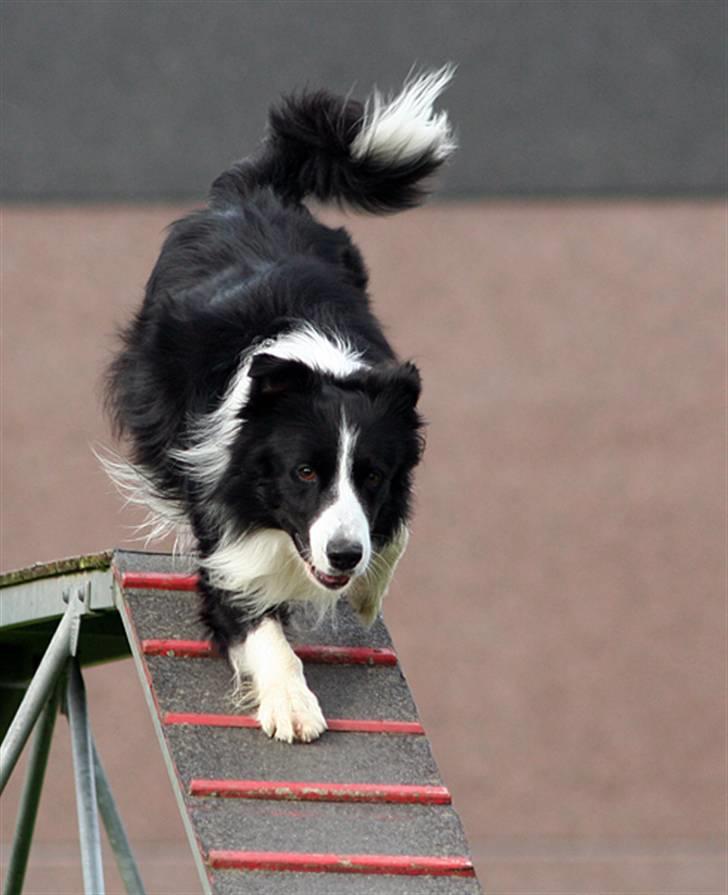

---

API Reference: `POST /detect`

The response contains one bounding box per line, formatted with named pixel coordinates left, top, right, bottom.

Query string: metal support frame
left=0, top=586, right=84, bottom=793
left=1, top=576, right=146, bottom=895
left=93, top=741, right=146, bottom=895
left=66, top=658, right=105, bottom=895
left=2, top=688, right=59, bottom=895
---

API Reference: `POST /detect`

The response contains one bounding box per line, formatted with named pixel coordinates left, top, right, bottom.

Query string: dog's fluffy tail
left=211, top=66, right=456, bottom=214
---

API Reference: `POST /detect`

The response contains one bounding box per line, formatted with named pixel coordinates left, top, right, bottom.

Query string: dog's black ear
left=247, top=354, right=317, bottom=400
left=365, top=361, right=422, bottom=411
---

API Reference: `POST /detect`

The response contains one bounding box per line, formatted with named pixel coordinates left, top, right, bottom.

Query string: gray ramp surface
left=114, top=550, right=483, bottom=894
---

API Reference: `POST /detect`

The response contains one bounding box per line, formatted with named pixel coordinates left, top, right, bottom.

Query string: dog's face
left=223, top=355, right=424, bottom=592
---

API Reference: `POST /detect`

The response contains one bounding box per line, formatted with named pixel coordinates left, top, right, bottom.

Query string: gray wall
left=1, top=0, right=725, bottom=200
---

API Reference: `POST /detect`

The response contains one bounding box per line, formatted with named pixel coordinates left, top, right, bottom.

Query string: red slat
left=189, top=779, right=451, bottom=804
left=295, top=644, right=397, bottom=666
left=121, top=572, right=198, bottom=591
left=165, top=712, right=258, bottom=730
left=163, top=711, right=424, bottom=735
left=142, top=639, right=216, bottom=657
left=207, top=850, right=475, bottom=877
left=141, top=639, right=396, bottom=666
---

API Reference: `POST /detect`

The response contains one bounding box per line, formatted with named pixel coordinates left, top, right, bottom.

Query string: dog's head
left=221, top=353, right=424, bottom=593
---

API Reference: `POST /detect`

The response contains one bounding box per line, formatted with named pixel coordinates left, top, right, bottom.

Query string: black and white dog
left=105, top=68, right=455, bottom=742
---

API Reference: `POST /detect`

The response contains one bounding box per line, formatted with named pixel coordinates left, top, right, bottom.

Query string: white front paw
left=257, top=679, right=327, bottom=743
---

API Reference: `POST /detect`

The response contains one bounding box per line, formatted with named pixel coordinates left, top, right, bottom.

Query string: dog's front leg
left=347, top=525, right=410, bottom=626
left=229, top=617, right=327, bottom=743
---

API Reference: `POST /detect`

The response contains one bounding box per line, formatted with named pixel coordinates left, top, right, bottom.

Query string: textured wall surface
left=1, top=0, right=725, bottom=200
left=1, top=198, right=724, bottom=891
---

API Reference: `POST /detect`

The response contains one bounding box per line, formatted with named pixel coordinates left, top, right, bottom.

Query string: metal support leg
left=93, top=741, right=146, bottom=895
left=66, top=659, right=105, bottom=895
left=2, top=689, right=59, bottom=895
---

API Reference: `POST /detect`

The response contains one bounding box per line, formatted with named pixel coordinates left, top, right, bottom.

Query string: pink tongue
left=317, top=570, right=349, bottom=587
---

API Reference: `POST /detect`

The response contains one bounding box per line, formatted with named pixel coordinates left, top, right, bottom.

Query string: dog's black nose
left=327, top=540, right=363, bottom=571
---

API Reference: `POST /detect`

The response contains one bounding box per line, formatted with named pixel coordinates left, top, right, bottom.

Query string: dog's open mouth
left=309, top=568, right=351, bottom=590
left=293, top=532, right=351, bottom=591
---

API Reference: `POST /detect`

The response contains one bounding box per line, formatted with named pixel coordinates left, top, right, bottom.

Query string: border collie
left=104, top=68, right=456, bottom=742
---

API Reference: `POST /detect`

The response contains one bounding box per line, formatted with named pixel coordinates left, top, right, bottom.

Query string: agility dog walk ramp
left=1, top=551, right=483, bottom=894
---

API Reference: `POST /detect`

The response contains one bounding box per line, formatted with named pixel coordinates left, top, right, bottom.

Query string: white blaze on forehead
left=309, top=417, right=370, bottom=577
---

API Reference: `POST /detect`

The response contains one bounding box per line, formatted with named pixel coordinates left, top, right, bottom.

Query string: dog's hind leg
left=228, top=617, right=327, bottom=744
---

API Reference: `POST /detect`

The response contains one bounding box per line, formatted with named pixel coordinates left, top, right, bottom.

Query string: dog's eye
left=296, top=465, right=318, bottom=483
left=365, top=470, right=382, bottom=488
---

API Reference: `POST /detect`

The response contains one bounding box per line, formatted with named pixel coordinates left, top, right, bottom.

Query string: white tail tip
left=351, top=65, right=457, bottom=166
